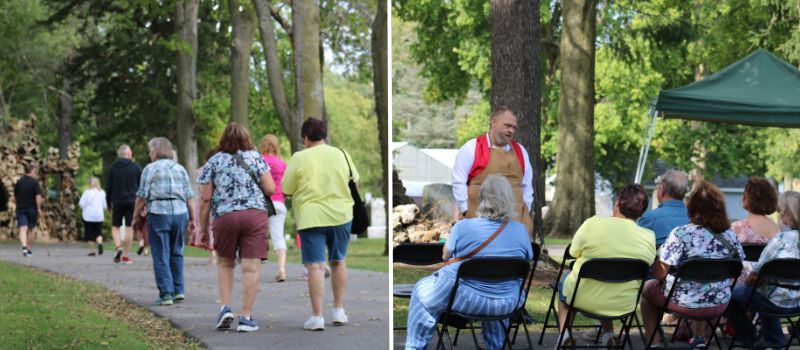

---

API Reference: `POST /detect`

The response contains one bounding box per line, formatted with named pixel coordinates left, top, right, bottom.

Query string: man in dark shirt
left=14, top=163, right=43, bottom=257
left=105, top=145, right=142, bottom=264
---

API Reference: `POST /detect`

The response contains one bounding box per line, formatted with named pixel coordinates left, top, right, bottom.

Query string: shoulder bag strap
left=233, top=153, right=264, bottom=195
left=712, top=231, right=740, bottom=259
left=442, top=220, right=509, bottom=266
left=337, top=148, right=353, bottom=180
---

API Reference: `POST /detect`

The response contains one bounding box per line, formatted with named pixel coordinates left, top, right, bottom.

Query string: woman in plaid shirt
left=132, top=137, right=196, bottom=307
left=726, top=191, right=800, bottom=348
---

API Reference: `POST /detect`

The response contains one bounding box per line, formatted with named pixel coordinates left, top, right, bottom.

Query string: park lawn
left=183, top=237, right=389, bottom=273
left=0, top=261, right=202, bottom=349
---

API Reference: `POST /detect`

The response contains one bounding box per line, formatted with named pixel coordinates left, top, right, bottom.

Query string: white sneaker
left=303, top=315, right=325, bottom=331
left=331, top=308, right=348, bottom=326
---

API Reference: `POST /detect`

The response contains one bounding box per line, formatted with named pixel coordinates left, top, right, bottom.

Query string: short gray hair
left=658, top=169, right=689, bottom=199
left=148, top=137, right=174, bottom=160
left=476, top=175, right=518, bottom=221
left=117, top=145, right=131, bottom=158
left=778, top=191, right=800, bottom=230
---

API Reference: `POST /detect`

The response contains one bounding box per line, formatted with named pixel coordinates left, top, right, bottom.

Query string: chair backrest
left=758, top=258, right=800, bottom=287
left=456, top=257, right=531, bottom=283
left=531, top=241, right=541, bottom=262
left=674, top=258, right=743, bottom=283
left=578, top=258, right=650, bottom=283
left=393, top=243, right=444, bottom=266
left=742, top=243, right=767, bottom=262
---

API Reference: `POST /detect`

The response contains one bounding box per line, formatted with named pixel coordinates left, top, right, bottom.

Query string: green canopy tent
left=634, top=49, right=800, bottom=183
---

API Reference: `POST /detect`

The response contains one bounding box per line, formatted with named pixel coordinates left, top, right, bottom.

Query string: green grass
left=0, top=261, right=202, bottom=349
left=183, top=237, right=388, bottom=273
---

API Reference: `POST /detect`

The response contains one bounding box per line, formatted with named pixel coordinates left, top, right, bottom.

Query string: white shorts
left=268, top=201, right=287, bottom=251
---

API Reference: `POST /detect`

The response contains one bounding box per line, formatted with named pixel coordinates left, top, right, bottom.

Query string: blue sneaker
left=216, top=305, right=234, bottom=330
left=155, top=295, right=173, bottom=306
left=689, top=336, right=706, bottom=348
left=236, top=316, right=259, bottom=332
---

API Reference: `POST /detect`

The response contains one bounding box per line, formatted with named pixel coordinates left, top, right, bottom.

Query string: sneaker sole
left=216, top=313, right=234, bottom=330
left=113, top=251, right=122, bottom=263
left=332, top=319, right=347, bottom=326
left=236, top=325, right=259, bottom=332
left=157, top=301, right=173, bottom=306
left=304, top=326, right=325, bottom=331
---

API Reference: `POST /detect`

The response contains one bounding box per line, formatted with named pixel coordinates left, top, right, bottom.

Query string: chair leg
left=646, top=308, right=665, bottom=349
left=539, top=288, right=559, bottom=345
left=785, top=317, right=798, bottom=350
left=670, top=317, right=683, bottom=344
left=468, top=321, right=482, bottom=350
left=452, top=327, right=461, bottom=346
left=633, top=313, right=647, bottom=347
left=707, top=319, right=723, bottom=349
left=521, top=315, right=533, bottom=350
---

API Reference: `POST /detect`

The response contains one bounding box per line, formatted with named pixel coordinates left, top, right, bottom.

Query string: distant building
left=392, top=142, right=458, bottom=201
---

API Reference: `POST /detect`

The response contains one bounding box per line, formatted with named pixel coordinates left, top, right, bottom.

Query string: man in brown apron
left=451, top=106, right=534, bottom=237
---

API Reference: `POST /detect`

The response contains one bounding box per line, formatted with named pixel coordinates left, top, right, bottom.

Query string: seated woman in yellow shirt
left=556, top=184, right=657, bottom=347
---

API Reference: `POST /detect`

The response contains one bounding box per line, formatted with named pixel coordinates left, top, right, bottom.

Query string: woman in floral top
left=197, top=123, right=276, bottom=333
left=640, top=182, right=744, bottom=348
left=726, top=191, right=800, bottom=348
left=730, top=178, right=779, bottom=245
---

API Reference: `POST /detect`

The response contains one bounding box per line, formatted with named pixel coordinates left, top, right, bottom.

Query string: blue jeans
left=727, top=285, right=800, bottom=346
left=147, top=212, right=188, bottom=299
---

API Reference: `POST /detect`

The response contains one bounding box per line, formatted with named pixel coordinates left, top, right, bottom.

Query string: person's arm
left=185, top=198, right=197, bottom=236
left=259, top=173, right=276, bottom=196
left=442, top=222, right=461, bottom=260
left=519, top=143, right=534, bottom=210
left=79, top=192, right=89, bottom=210
left=131, top=196, right=146, bottom=227
left=653, top=260, right=671, bottom=280
left=654, top=227, right=684, bottom=281
left=35, top=182, right=43, bottom=213
left=451, top=141, right=475, bottom=214
left=198, top=183, right=213, bottom=246
left=281, top=156, right=298, bottom=197
left=105, top=170, right=113, bottom=210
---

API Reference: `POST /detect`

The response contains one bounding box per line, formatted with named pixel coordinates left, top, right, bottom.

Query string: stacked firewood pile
left=0, top=116, right=80, bottom=241
left=392, top=204, right=453, bottom=246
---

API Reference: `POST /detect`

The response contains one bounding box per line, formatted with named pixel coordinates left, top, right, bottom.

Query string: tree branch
left=268, top=3, right=292, bottom=37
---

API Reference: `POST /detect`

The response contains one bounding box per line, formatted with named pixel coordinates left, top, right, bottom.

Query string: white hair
left=779, top=191, right=800, bottom=230
left=117, top=145, right=131, bottom=158
left=148, top=137, right=174, bottom=160
left=476, top=175, right=518, bottom=221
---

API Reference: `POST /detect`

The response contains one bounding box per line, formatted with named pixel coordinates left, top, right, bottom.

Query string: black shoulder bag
left=338, top=148, right=369, bottom=234
left=233, top=153, right=277, bottom=217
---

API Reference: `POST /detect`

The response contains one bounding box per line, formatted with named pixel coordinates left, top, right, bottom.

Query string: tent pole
left=635, top=106, right=658, bottom=184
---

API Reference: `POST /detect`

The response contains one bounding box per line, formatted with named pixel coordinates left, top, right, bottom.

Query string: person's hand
left=188, top=220, right=197, bottom=236
left=199, top=225, right=210, bottom=247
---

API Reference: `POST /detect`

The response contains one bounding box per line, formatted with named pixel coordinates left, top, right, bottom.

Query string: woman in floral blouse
left=640, top=182, right=744, bottom=348
left=726, top=191, right=800, bottom=348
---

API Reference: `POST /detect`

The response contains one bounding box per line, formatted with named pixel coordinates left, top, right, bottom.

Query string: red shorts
left=212, top=209, right=269, bottom=260
left=643, top=279, right=728, bottom=318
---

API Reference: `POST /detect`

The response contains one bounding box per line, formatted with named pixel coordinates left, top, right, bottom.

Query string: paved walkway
left=0, top=243, right=389, bottom=349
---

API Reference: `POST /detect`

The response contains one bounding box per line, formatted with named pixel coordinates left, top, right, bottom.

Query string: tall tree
left=229, top=0, right=256, bottom=126
left=57, top=77, right=72, bottom=160
left=544, top=0, right=596, bottom=236
left=252, top=0, right=325, bottom=151
left=372, top=0, right=388, bottom=255
left=176, top=0, right=199, bottom=184
left=489, top=0, right=543, bottom=242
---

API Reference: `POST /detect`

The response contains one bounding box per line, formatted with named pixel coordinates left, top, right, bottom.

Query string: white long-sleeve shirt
left=451, top=133, right=533, bottom=212
left=79, top=188, right=107, bottom=222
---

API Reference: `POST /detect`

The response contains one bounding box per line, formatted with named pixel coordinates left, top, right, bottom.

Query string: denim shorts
left=558, top=271, right=570, bottom=303
left=299, top=221, right=352, bottom=264
left=16, top=208, right=37, bottom=228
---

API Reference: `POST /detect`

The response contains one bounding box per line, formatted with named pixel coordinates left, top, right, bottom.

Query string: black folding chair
left=507, top=242, right=541, bottom=349
left=436, top=257, right=531, bottom=350
left=646, top=258, right=743, bottom=349
left=539, top=245, right=607, bottom=345
left=393, top=243, right=445, bottom=331
left=742, top=243, right=767, bottom=262
left=554, top=258, right=650, bottom=349
left=728, top=258, right=800, bottom=350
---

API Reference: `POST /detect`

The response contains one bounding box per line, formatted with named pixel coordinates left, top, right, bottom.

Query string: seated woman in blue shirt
left=405, top=175, right=533, bottom=350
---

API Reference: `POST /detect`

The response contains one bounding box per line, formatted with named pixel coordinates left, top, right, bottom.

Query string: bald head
left=117, top=145, right=132, bottom=159
left=489, top=107, right=517, bottom=147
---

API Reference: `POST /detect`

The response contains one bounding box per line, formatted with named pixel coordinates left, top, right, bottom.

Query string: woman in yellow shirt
left=556, top=184, right=657, bottom=347
left=282, top=117, right=359, bottom=331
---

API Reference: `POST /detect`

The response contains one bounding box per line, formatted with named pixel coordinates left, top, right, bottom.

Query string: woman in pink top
left=731, top=177, right=780, bottom=244
left=259, top=134, right=288, bottom=282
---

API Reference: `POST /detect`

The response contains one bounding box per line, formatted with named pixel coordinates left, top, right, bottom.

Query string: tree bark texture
left=372, top=0, right=389, bottom=255
left=490, top=0, right=544, bottom=244
left=58, top=78, right=72, bottom=160
left=229, top=0, right=256, bottom=127
left=544, top=0, right=596, bottom=236
left=253, top=0, right=301, bottom=151
left=176, top=0, right=199, bottom=186
left=293, top=0, right=323, bottom=121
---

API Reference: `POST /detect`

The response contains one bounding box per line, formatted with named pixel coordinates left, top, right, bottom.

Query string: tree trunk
left=0, top=81, right=7, bottom=130
left=229, top=0, right=256, bottom=127
left=58, top=78, right=72, bottom=160
left=544, top=0, right=596, bottom=237
left=372, top=0, right=389, bottom=256
left=253, top=0, right=300, bottom=151
left=176, top=0, right=199, bottom=187
left=490, top=0, right=543, bottom=244
left=293, top=0, right=323, bottom=122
